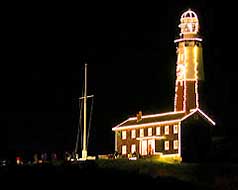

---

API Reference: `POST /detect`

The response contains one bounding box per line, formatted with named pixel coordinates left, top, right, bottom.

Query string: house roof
left=112, top=111, right=186, bottom=131
left=112, top=108, right=215, bottom=131
left=181, top=108, right=216, bottom=126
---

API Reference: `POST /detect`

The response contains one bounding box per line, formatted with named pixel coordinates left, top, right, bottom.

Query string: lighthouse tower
left=174, top=9, right=204, bottom=113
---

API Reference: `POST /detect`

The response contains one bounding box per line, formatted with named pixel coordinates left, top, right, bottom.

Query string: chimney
left=136, top=111, right=142, bottom=122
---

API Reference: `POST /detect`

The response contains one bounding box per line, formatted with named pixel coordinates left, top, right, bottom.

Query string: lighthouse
left=112, top=9, right=215, bottom=162
left=174, top=9, right=204, bottom=113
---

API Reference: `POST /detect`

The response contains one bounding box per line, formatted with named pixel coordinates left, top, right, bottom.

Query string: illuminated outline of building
left=112, top=9, right=215, bottom=162
left=174, top=9, right=204, bottom=113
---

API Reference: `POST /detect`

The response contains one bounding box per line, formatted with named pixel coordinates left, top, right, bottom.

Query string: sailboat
left=75, top=63, right=96, bottom=161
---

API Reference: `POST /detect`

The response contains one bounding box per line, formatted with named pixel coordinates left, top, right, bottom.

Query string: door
left=148, top=139, right=155, bottom=155
left=141, top=140, right=147, bottom=156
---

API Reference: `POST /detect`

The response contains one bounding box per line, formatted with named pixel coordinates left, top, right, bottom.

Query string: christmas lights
left=112, top=9, right=215, bottom=161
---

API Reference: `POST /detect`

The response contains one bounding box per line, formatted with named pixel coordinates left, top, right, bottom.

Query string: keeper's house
left=112, top=109, right=215, bottom=162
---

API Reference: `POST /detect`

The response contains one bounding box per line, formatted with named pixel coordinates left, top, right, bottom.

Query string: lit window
left=122, top=131, right=127, bottom=140
left=165, top=125, right=170, bottom=135
left=173, top=140, right=179, bottom=150
left=131, top=130, right=136, bottom=139
left=148, top=128, right=152, bottom=136
left=164, top=141, right=169, bottom=150
left=122, top=145, right=127, bottom=155
left=176, top=64, right=185, bottom=80
left=156, top=127, right=160, bottom=136
left=131, top=144, right=136, bottom=154
left=173, top=125, right=178, bottom=134
left=140, top=128, right=144, bottom=137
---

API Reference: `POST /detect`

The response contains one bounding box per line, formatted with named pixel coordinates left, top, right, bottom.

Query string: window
left=148, top=128, right=152, bottom=136
left=122, top=131, right=127, bottom=140
left=176, top=64, right=185, bottom=80
left=122, top=145, right=127, bottom=155
left=185, top=41, right=190, bottom=46
left=131, top=130, right=136, bottom=139
left=164, top=141, right=169, bottom=150
left=131, top=144, right=136, bottom=154
left=140, top=128, right=144, bottom=137
left=156, top=127, right=160, bottom=136
left=173, top=140, right=179, bottom=150
left=173, top=124, right=178, bottom=134
left=165, top=125, right=170, bottom=135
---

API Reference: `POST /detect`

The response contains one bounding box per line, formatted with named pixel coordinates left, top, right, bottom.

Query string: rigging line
left=74, top=97, right=83, bottom=154
left=87, top=96, right=94, bottom=148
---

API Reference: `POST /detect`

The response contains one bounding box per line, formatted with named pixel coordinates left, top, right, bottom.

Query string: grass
left=2, top=158, right=238, bottom=189
left=95, top=158, right=238, bottom=189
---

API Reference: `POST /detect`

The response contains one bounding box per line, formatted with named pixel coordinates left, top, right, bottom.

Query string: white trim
left=197, top=108, right=216, bottom=125
left=113, top=119, right=181, bottom=131
left=112, top=118, right=132, bottom=131
left=181, top=108, right=215, bottom=125
left=136, top=136, right=165, bottom=141
left=113, top=108, right=215, bottom=132
left=112, top=111, right=185, bottom=130
left=174, top=38, right=202, bottom=43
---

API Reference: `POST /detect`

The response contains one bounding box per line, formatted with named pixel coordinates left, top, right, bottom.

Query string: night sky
left=4, top=2, right=238, bottom=159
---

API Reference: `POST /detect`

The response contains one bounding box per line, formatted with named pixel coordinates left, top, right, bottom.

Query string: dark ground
left=0, top=162, right=198, bottom=190
left=1, top=159, right=238, bottom=190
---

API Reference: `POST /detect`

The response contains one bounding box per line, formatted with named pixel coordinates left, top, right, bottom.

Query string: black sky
left=4, top=2, right=238, bottom=159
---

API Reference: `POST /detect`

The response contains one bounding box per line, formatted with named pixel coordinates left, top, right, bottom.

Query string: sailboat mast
left=82, top=63, right=88, bottom=160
